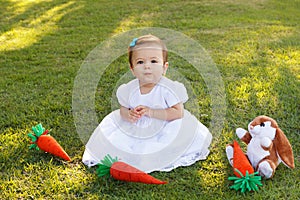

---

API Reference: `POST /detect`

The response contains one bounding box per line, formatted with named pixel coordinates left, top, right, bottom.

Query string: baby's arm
left=135, top=103, right=184, bottom=121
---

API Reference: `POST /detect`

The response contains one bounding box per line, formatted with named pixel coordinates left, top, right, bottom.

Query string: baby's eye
left=151, top=60, right=158, bottom=63
left=260, top=122, right=265, bottom=127
left=137, top=60, right=144, bottom=65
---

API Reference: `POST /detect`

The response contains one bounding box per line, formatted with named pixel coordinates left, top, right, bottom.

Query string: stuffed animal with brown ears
left=226, top=115, right=295, bottom=179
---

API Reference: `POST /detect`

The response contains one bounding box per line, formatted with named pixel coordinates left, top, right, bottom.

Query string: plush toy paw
left=258, top=161, right=273, bottom=179
left=225, top=145, right=234, bottom=166
left=236, top=128, right=247, bottom=139
left=260, top=137, right=272, bottom=149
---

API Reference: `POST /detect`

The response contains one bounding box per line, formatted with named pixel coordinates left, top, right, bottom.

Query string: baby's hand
left=127, top=108, right=141, bottom=123
left=134, top=105, right=151, bottom=117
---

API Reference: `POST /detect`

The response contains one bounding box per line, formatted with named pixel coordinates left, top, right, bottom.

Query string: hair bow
left=129, top=38, right=138, bottom=47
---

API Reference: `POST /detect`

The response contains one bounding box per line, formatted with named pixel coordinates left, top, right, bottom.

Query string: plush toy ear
left=273, top=128, right=295, bottom=169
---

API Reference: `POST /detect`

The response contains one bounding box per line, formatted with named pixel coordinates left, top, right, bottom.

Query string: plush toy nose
left=250, top=125, right=261, bottom=135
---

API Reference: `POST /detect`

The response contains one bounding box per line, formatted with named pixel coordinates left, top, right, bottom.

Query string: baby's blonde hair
left=128, top=34, right=168, bottom=68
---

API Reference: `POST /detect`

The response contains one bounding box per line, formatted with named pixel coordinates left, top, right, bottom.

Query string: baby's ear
left=130, top=66, right=135, bottom=76
left=163, top=62, right=169, bottom=75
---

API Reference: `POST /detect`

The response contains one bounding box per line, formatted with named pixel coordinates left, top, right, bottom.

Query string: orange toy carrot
left=232, top=140, right=254, bottom=177
left=228, top=140, right=262, bottom=193
left=28, top=124, right=71, bottom=161
left=97, top=154, right=167, bottom=184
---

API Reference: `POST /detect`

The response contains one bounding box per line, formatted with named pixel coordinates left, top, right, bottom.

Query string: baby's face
left=131, top=48, right=168, bottom=86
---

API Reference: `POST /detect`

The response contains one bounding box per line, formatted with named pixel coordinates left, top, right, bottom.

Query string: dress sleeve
left=176, top=82, right=188, bottom=103
left=163, top=80, right=188, bottom=107
left=116, top=84, right=130, bottom=108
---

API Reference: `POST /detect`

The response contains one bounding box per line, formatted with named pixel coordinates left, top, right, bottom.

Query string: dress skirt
left=82, top=109, right=212, bottom=173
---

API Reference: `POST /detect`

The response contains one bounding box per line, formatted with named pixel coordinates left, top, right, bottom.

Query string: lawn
left=0, top=0, right=299, bottom=199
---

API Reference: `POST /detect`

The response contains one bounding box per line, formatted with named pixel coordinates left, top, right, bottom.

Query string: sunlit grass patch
left=267, top=48, right=300, bottom=79
left=227, top=66, right=280, bottom=115
left=6, top=0, right=50, bottom=18
left=113, top=13, right=156, bottom=34
left=197, top=154, right=227, bottom=190
left=222, top=25, right=295, bottom=67
left=0, top=1, right=79, bottom=51
left=0, top=127, right=29, bottom=168
left=2, top=161, right=91, bottom=199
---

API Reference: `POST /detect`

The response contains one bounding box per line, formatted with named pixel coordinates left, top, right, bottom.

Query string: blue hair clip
left=129, top=38, right=138, bottom=47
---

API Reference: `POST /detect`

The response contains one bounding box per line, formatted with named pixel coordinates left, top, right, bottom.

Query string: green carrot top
left=228, top=169, right=262, bottom=193
left=27, top=123, right=49, bottom=150
left=97, top=154, right=118, bottom=177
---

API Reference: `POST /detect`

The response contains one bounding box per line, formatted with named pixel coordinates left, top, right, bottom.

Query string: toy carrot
left=232, top=140, right=254, bottom=177
left=97, top=154, right=167, bottom=184
left=27, top=123, right=71, bottom=161
left=228, top=141, right=262, bottom=193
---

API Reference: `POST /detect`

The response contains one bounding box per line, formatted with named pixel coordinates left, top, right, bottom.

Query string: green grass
left=1, top=0, right=299, bottom=199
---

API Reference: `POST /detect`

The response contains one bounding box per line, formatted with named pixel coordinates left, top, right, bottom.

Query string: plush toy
left=226, top=115, right=295, bottom=179
left=28, top=123, right=71, bottom=161
left=97, top=154, right=167, bottom=184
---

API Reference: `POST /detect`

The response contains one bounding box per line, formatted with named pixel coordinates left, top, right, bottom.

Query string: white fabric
left=117, top=76, right=188, bottom=108
left=82, top=77, right=212, bottom=173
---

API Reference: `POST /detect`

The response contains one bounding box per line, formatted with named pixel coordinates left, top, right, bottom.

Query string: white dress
left=82, top=77, right=212, bottom=173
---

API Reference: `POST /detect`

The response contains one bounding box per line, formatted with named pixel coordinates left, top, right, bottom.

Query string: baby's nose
left=144, top=64, right=150, bottom=69
left=144, top=62, right=151, bottom=68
